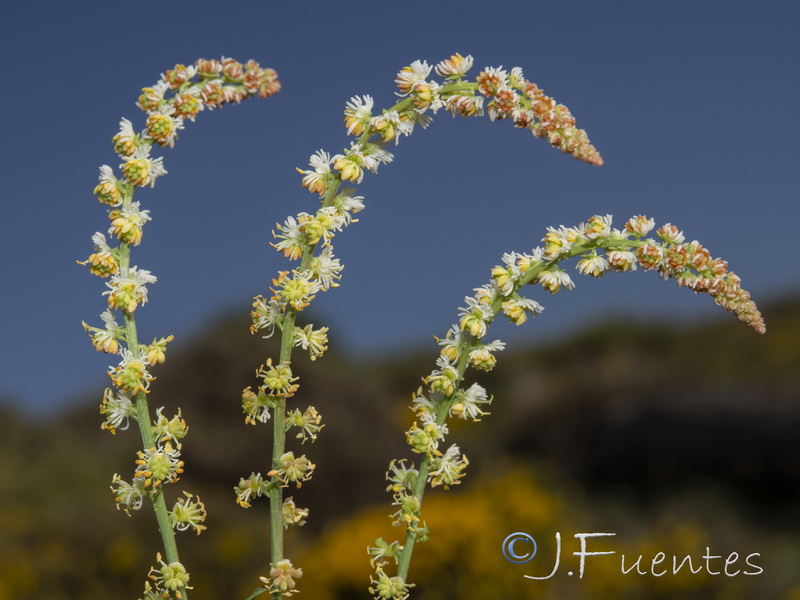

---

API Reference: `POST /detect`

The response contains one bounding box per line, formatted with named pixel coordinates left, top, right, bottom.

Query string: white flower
left=332, top=144, right=366, bottom=183
left=434, top=53, right=474, bottom=78
left=580, top=214, right=613, bottom=240
left=395, top=59, right=432, bottom=95
left=116, top=346, right=149, bottom=369
left=493, top=252, right=523, bottom=295
left=413, top=111, right=434, bottom=128
left=429, top=444, right=468, bottom=488
left=317, top=206, right=347, bottom=234
left=99, top=307, right=118, bottom=328
left=134, top=443, right=183, bottom=487
left=252, top=296, right=285, bottom=338
left=111, top=474, right=145, bottom=513
left=461, top=295, right=493, bottom=321
left=501, top=296, right=544, bottom=326
left=410, top=388, right=435, bottom=418
left=477, top=66, right=509, bottom=96
left=436, top=324, right=465, bottom=361
left=337, top=193, right=364, bottom=214
left=543, top=225, right=582, bottom=260
left=444, top=94, right=484, bottom=118
left=369, top=110, right=413, bottom=145
left=91, top=231, right=113, bottom=254
left=118, top=117, right=136, bottom=137
left=501, top=252, right=520, bottom=269
left=576, top=254, right=610, bottom=277
left=458, top=296, right=493, bottom=338
left=538, top=268, right=575, bottom=293
left=528, top=247, right=545, bottom=262
left=94, top=308, right=124, bottom=346
left=385, top=459, right=419, bottom=495
left=148, top=80, right=170, bottom=103
left=120, top=145, right=167, bottom=187
left=292, top=325, right=329, bottom=360
left=435, top=354, right=456, bottom=371
left=361, top=143, right=394, bottom=171
left=473, top=284, right=498, bottom=306
left=235, top=473, right=267, bottom=507
left=98, top=164, right=117, bottom=183
left=108, top=200, right=151, bottom=232
left=468, top=341, right=504, bottom=371
left=344, top=94, right=374, bottom=135
left=483, top=339, right=506, bottom=353
left=626, top=215, right=656, bottom=237
left=519, top=296, right=544, bottom=314
left=113, top=118, right=137, bottom=156
left=606, top=249, right=638, bottom=272
left=298, top=150, right=332, bottom=195
left=657, top=223, right=686, bottom=245
left=94, top=165, right=123, bottom=206
left=147, top=105, right=185, bottom=148
left=174, top=85, right=203, bottom=121
left=419, top=412, right=449, bottom=440
left=102, top=388, right=135, bottom=431
left=451, top=383, right=492, bottom=421
left=332, top=192, right=365, bottom=225
left=272, top=215, right=304, bottom=260
left=103, top=266, right=157, bottom=312
left=153, top=407, right=188, bottom=446
left=133, top=266, right=157, bottom=286
left=84, top=310, right=123, bottom=354
left=308, top=246, right=343, bottom=290
left=221, top=85, right=241, bottom=104
left=508, top=66, right=525, bottom=88
left=344, top=94, right=373, bottom=115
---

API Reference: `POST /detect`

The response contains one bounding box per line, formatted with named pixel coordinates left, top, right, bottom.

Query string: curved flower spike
left=83, top=57, right=281, bottom=593
left=379, top=213, right=763, bottom=595
left=257, top=53, right=606, bottom=600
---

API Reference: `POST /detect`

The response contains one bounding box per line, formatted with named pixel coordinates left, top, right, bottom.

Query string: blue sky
left=1, top=1, right=798, bottom=415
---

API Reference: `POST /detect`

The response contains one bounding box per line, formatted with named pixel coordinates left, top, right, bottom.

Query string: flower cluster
left=140, top=553, right=192, bottom=600
left=170, top=491, right=207, bottom=535
left=82, top=57, right=279, bottom=596
left=82, top=50, right=767, bottom=600
left=110, top=398, right=200, bottom=525
left=261, top=559, right=303, bottom=597
left=371, top=213, right=763, bottom=596
left=370, top=568, right=413, bottom=600
left=234, top=472, right=271, bottom=509
left=83, top=56, right=281, bottom=430
left=297, top=54, right=601, bottom=205
left=268, top=451, right=316, bottom=487
left=247, top=53, right=606, bottom=600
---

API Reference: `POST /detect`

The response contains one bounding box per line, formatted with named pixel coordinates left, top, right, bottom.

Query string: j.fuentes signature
left=502, top=532, right=763, bottom=579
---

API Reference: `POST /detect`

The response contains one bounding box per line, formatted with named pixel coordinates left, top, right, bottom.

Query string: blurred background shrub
left=1, top=295, right=798, bottom=599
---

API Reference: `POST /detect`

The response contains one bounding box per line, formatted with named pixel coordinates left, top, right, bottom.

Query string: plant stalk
left=118, top=240, right=184, bottom=582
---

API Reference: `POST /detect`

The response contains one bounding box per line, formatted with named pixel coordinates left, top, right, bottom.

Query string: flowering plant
left=81, top=57, right=280, bottom=599
left=82, top=54, right=762, bottom=600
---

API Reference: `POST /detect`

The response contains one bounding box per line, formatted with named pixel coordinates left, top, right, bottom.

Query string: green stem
left=269, top=392, right=286, bottom=568
left=354, top=81, right=477, bottom=147
left=394, top=236, right=648, bottom=582
left=265, top=183, right=341, bottom=598
left=267, top=312, right=294, bottom=568
left=262, top=79, right=483, bottom=592
left=118, top=239, right=184, bottom=577
left=441, top=81, right=479, bottom=95
left=396, top=351, right=470, bottom=581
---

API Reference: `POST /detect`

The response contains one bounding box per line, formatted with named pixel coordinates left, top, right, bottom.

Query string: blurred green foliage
left=1, top=296, right=798, bottom=599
